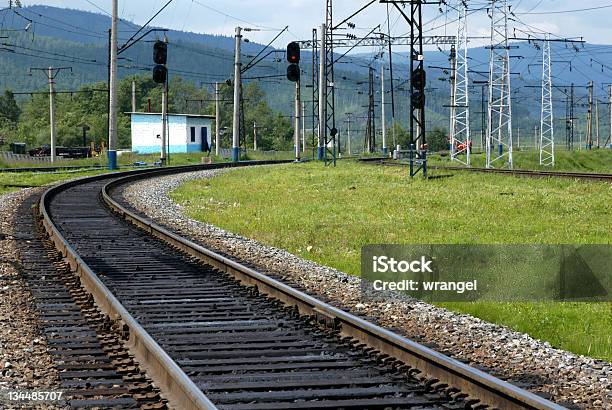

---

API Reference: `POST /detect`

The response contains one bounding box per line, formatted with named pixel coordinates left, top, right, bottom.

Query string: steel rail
left=99, top=166, right=566, bottom=410
left=359, top=157, right=612, bottom=181
left=38, top=161, right=289, bottom=410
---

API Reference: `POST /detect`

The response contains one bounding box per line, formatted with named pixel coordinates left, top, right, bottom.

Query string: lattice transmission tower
left=450, top=3, right=471, bottom=166
left=539, top=36, right=554, bottom=166
left=486, top=0, right=513, bottom=169
left=323, top=0, right=337, bottom=166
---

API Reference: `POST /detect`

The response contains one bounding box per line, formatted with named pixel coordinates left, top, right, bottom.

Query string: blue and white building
left=129, top=112, right=214, bottom=154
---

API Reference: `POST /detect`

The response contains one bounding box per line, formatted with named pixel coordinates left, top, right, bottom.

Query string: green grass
left=0, top=152, right=229, bottom=169
left=0, top=170, right=110, bottom=195
left=171, top=161, right=612, bottom=361
left=428, top=148, right=612, bottom=173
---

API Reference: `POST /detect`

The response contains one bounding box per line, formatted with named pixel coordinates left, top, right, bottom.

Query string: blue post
left=382, top=147, right=388, bottom=156
left=498, top=143, right=503, bottom=156
left=108, top=150, right=117, bottom=170
left=231, top=147, right=240, bottom=163
left=317, top=146, right=324, bottom=160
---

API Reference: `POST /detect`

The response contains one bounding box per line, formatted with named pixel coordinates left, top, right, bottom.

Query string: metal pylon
left=486, top=0, right=513, bottom=169
left=312, top=28, right=319, bottom=160
left=540, top=37, right=554, bottom=166
left=451, top=4, right=471, bottom=166
left=323, top=0, right=337, bottom=166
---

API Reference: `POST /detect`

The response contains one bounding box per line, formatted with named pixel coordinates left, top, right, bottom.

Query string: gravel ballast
left=0, top=189, right=61, bottom=409
left=121, top=168, right=611, bottom=409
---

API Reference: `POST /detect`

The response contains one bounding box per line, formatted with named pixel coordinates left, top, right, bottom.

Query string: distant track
left=38, top=162, right=564, bottom=409
left=358, top=157, right=612, bottom=181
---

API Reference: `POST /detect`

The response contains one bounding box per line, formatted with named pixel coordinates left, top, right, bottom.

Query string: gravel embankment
left=0, top=189, right=61, bottom=409
left=121, top=169, right=611, bottom=409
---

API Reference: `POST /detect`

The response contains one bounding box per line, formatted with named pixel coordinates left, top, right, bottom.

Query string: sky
left=17, top=0, right=612, bottom=50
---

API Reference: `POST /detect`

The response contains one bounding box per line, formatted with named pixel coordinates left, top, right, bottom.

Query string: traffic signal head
left=152, top=64, right=167, bottom=84
left=287, top=42, right=300, bottom=64
left=153, top=40, right=167, bottom=65
left=411, top=67, right=426, bottom=90
left=287, top=63, right=300, bottom=82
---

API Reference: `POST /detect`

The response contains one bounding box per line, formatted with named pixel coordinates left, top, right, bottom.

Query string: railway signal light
left=287, top=64, right=300, bottom=82
left=286, top=42, right=300, bottom=64
left=411, top=67, right=426, bottom=90
left=286, top=42, right=300, bottom=82
left=153, top=40, right=167, bottom=65
left=153, top=64, right=167, bottom=84
left=152, top=40, right=168, bottom=84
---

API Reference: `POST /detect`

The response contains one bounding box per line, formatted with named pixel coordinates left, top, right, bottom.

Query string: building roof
left=127, top=112, right=215, bottom=119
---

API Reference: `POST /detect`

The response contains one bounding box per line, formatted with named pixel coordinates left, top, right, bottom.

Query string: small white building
left=129, top=112, right=214, bottom=154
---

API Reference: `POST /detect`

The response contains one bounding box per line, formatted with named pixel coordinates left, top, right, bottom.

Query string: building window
left=190, top=127, right=196, bottom=143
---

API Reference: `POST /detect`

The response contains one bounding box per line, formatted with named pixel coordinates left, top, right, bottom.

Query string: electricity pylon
left=451, top=4, right=471, bottom=166
left=486, top=0, right=513, bottom=169
left=540, top=36, right=554, bottom=166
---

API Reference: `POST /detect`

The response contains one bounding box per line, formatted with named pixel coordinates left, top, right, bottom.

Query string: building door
left=201, top=127, right=210, bottom=152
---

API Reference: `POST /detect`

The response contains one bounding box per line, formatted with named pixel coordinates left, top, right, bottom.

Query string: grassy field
left=171, top=160, right=612, bottom=361
left=428, top=148, right=612, bottom=173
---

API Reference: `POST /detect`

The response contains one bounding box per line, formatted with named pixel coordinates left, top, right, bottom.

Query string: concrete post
left=231, top=27, right=242, bottom=162
left=108, top=0, right=118, bottom=169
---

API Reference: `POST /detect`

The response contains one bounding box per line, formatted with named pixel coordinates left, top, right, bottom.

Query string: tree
left=0, top=90, right=20, bottom=123
left=427, top=126, right=448, bottom=152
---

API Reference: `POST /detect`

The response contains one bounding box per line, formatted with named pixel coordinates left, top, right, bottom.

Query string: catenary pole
left=232, top=27, right=242, bottom=162
left=215, top=82, right=220, bottom=156
left=295, top=80, right=301, bottom=161
left=48, top=67, right=56, bottom=163
left=381, top=64, right=387, bottom=156
left=318, top=23, right=326, bottom=160
left=108, top=0, right=118, bottom=169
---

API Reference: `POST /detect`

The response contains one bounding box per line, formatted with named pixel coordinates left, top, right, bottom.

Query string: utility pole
left=486, top=0, right=513, bottom=169
left=253, top=122, right=257, bottom=151
left=365, top=66, right=375, bottom=153
left=534, top=125, right=538, bottom=149
left=540, top=36, right=554, bottom=166
left=568, top=84, right=575, bottom=150
left=381, top=64, right=387, bottom=156
left=161, top=72, right=168, bottom=165
left=586, top=80, right=593, bottom=150
left=345, top=113, right=353, bottom=155
left=517, top=127, right=520, bottom=149
left=48, top=67, right=56, bottom=163
left=232, top=26, right=242, bottom=162
left=294, top=80, right=301, bottom=161
left=108, top=0, right=118, bottom=169
left=609, top=85, right=612, bottom=148
left=301, top=101, right=306, bottom=153
left=215, top=82, right=220, bottom=156
left=318, top=23, right=326, bottom=160
left=131, top=80, right=136, bottom=112
left=311, top=27, right=319, bottom=159
left=30, top=66, right=72, bottom=163
left=595, top=100, right=600, bottom=148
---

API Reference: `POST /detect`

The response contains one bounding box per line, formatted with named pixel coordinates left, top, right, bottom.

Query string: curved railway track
left=36, top=162, right=565, bottom=409
left=358, top=157, right=612, bottom=181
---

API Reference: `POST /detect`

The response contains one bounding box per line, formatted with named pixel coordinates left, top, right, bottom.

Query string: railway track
left=35, top=162, right=565, bottom=409
left=358, top=157, right=612, bottom=181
